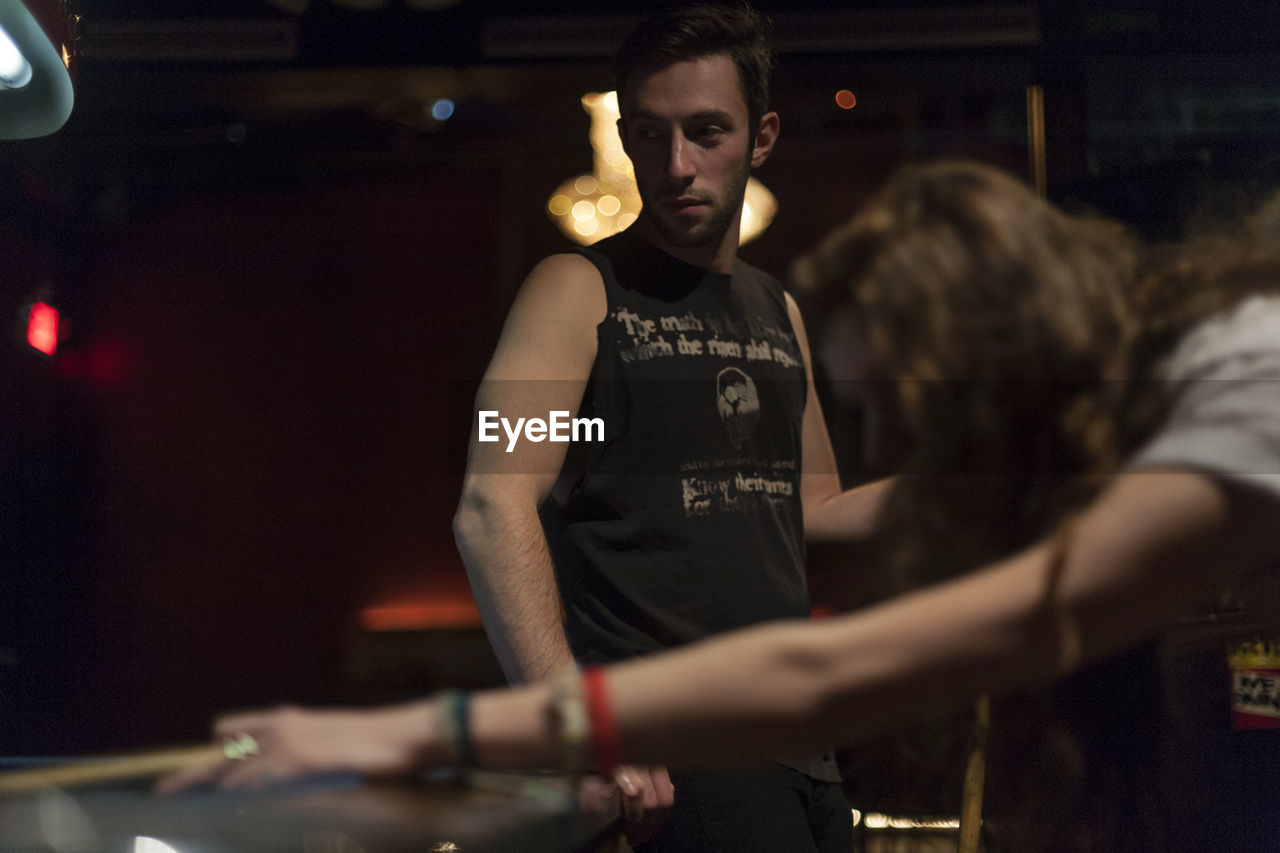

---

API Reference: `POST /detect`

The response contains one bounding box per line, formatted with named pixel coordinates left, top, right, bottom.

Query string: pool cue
left=0, top=743, right=225, bottom=794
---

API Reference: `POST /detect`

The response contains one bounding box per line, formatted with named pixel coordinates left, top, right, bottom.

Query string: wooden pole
left=957, top=694, right=990, bottom=853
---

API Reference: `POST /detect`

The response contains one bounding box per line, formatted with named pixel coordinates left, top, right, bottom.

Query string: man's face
left=619, top=54, right=763, bottom=252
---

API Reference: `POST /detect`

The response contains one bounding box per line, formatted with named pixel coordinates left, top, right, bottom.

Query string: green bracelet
left=439, top=689, right=473, bottom=770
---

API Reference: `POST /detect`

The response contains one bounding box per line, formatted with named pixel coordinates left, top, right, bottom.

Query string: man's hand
left=613, top=764, right=675, bottom=845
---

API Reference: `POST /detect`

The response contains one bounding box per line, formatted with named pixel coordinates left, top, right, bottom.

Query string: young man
left=452, top=4, right=883, bottom=850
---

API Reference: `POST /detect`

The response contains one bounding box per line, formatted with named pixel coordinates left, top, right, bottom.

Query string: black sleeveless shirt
left=542, top=228, right=810, bottom=664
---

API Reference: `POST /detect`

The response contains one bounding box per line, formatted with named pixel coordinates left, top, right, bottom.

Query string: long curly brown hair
left=800, top=161, right=1280, bottom=850
left=793, top=161, right=1251, bottom=850
left=797, top=161, right=1141, bottom=590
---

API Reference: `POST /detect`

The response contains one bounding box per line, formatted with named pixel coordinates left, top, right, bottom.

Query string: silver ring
left=222, top=733, right=259, bottom=761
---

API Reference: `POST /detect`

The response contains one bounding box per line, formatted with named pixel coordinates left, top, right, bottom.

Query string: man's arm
left=454, top=253, right=676, bottom=839
left=453, top=253, right=605, bottom=685
left=785, top=292, right=891, bottom=543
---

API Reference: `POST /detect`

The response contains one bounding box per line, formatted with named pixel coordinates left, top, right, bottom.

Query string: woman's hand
left=156, top=701, right=442, bottom=794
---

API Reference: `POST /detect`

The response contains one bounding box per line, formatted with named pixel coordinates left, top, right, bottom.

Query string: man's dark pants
left=633, top=763, right=853, bottom=853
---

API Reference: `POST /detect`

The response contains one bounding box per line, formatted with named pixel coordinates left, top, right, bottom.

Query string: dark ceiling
left=9, top=1, right=1280, bottom=237
left=79, top=2, right=1048, bottom=68
left=38, top=3, right=1051, bottom=212
left=73, top=1, right=1280, bottom=68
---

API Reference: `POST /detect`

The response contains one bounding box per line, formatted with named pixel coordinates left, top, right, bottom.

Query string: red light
left=835, top=89, right=857, bottom=110
left=27, top=301, right=59, bottom=355
left=359, top=599, right=482, bottom=632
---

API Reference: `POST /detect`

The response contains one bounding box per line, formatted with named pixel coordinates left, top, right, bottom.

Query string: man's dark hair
left=612, top=2, right=774, bottom=131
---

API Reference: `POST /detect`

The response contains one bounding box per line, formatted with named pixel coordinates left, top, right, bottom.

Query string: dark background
left=4, top=0, right=1280, bottom=754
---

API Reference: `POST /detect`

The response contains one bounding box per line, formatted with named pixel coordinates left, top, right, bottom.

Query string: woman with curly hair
left=803, top=161, right=1280, bottom=850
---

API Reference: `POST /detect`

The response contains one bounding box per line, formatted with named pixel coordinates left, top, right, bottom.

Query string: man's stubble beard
left=643, top=156, right=752, bottom=249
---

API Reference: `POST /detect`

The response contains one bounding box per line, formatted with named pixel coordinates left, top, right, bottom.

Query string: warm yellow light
left=546, top=90, right=776, bottom=246
left=428, top=841, right=461, bottom=852
left=597, top=194, right=621, bottom=216
left=547, top=194, right=572, bottom=216
left=741, top=182, right=777, bottom=240
left=858, top=812, right=961, bottom=832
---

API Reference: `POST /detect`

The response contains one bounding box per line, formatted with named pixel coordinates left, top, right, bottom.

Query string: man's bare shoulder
left=486, top=252, right=606, bottom=379
left=514, top=252, right=608, bottom=327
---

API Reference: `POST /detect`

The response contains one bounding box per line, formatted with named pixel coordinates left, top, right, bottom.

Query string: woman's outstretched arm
left=161, top=469, right=1277, bottom=791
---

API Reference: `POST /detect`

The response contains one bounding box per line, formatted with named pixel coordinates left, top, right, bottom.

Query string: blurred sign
left=1229, top=638, right=1280, bottom=729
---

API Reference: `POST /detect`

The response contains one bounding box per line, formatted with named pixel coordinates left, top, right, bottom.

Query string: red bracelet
left=582, top=666, right=621, bottom=774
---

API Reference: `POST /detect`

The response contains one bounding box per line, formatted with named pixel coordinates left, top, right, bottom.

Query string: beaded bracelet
left=549, top=667, right=590, bottom=776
